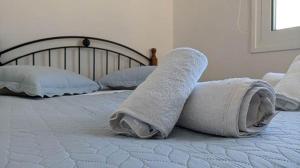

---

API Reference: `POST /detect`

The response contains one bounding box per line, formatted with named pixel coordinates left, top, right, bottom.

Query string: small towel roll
left=110, top=48, right=208, bottom=138
left=262, top=72, right=285, bottom=87
left=178, top=78, right=277, bottom=137
left=275, top=55, right=300, bottom=111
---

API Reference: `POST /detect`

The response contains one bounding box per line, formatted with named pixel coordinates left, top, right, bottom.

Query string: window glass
left=273, top=0, right=300, bottom=30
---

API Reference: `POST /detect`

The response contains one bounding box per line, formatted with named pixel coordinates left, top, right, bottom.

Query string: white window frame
left=251, top=0, right=300, bottom=53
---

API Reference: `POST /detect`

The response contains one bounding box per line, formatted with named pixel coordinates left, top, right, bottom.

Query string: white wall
left=2, top=0, right=299, bottom=81
left=174, top=0, right=300, bottom=81
left=0, top=0, right=173, bottom=58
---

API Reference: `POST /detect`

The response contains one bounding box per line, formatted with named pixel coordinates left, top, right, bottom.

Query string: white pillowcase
left=98, top=66, right=156, bottom=90
left=0, top=66, right=100, bottom=97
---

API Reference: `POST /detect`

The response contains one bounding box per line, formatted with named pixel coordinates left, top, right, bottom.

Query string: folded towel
left=178, top=78, right=277, bottom=137
left=275, top=55, right=300, bottom=111
left=110, top=48, right=208, bottom=138
left=262, top=72, right=285, bottom=87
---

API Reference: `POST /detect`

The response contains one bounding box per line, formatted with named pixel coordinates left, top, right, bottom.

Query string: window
left=273, top=0, right=300, bottom=30
left=251, top=0, right=300, bottom=53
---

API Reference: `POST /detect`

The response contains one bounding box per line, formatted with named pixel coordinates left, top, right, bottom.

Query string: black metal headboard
left=0, top=36, right=158, bottom=80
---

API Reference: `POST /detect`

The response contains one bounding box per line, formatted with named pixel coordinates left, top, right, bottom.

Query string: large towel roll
left=262, top=72, right=285, bottom=87
left=275, top=55, right=300, bottom=111
left=178, top=78, right=277, bottom=137
left=110, top=48, right=208, bottom=138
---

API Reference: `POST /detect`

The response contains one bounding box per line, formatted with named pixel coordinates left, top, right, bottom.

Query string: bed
left=0, top=37, right=299, bottom=168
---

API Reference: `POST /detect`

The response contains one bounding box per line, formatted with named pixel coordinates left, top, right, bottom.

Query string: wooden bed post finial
left=150, top=48, right=158, bottom=65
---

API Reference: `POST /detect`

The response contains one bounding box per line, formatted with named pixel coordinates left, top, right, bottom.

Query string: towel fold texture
left=178, top=78, right=277, bottom=137
left=275, top=55, right=300, bottom=111
left=110, top=48, right=208, bottom=138
left=262, top=72, right=285, bottom=87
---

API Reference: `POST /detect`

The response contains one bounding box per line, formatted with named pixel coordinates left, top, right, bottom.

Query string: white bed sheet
left=0, top=91, right=299, bottom=168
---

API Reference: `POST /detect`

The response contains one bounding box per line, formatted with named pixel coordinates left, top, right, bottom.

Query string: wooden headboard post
left=150, top=48, right=158, bottom=65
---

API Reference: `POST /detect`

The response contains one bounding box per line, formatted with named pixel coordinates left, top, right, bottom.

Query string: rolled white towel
left=178, top=78, right=277, bottom=137
left=275, top=55, right=300, bottom=111
left=262, top=72, right=285, bottom=87
left=110, top=48, right=208, bottom=138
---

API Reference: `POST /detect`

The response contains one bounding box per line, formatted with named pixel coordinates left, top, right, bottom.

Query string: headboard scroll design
left=0, top=36, right=158, bottom=80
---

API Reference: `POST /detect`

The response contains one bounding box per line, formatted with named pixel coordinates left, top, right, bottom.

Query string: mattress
left=0, top=91, right=299, bottom=168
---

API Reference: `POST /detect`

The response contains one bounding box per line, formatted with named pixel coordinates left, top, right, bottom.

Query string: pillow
left=0, top=66, right=100, bottom=97
left=98, top=66, right=156, bottom=90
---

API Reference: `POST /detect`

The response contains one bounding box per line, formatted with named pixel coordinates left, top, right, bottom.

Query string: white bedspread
left=0, top=92, right=299, bottom=168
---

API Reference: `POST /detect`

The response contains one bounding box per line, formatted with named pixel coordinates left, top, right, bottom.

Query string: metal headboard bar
left=0, top=36, right=158, bottom=66
left=0, top=36, right=149, bottom=60
left=1, top=46, right=146, bottom=66
left=0, top=36, right=158, bottom=80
